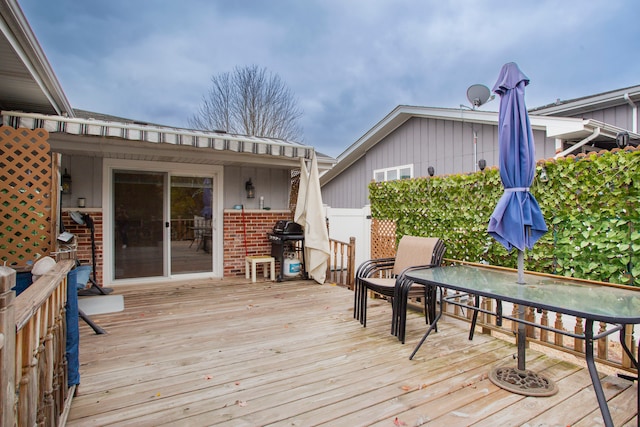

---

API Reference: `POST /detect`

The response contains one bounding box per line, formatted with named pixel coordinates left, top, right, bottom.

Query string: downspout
left=624, top=93, right=638, bottom=134
left=554, top=127, right=601, bottom=159
left=473, top=131, right=478, bottom=172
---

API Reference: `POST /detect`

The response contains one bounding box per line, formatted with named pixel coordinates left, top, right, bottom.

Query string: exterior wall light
left=427, top=166, right=435, bottom=177
left=61, top=168, right=72, bottom=194
left=245, top=178, right=255, bottom=199
left=616, top=131, right=629, bottom=149
left=478, top=159, right=487, bottom=171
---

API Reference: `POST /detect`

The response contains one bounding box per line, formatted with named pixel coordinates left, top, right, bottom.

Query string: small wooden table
left=245, top=256, right=275, bottom=283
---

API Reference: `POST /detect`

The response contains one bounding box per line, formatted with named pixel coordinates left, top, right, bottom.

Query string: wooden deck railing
left=326, top=237, right=356, bottom=289
left=425, top=259, right=638, bottom=375
left=0, top=260, right=75, bottom=427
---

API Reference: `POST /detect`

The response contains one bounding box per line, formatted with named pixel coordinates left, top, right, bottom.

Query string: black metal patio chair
left=354, top=235, right=445, bottom=343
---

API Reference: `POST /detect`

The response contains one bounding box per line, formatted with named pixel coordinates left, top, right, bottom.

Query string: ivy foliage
left=369, top=148, right=640, bottom=286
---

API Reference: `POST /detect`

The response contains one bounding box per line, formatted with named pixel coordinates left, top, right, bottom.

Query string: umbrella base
left=489, top=366, right=558, bottom=397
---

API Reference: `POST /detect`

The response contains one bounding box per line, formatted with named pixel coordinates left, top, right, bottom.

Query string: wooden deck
left=66, top=278, right=638, bottom=426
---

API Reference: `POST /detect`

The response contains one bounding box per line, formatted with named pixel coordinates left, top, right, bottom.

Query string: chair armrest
left=356, top=258, right=395, bottom=280
left=393, top=264, right=436, bottom=292
left=398, top=263, right=436, bottom=277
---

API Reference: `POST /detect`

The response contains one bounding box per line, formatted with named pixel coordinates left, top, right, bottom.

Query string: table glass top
left=406, top=265, right=640, bottom=323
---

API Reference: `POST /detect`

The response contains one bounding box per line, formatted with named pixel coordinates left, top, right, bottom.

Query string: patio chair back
left=393, top=236, right=443, bottom=275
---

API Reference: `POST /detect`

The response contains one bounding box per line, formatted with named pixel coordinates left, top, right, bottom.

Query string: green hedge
left=369, top=147, right=640, bottom=286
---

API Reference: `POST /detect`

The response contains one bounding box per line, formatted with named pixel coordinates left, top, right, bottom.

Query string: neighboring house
left=320, top=89, right=640, bottom=265
left=531, top=85, right=640, bottom=150
left=0, top=0, right=334, bottom=285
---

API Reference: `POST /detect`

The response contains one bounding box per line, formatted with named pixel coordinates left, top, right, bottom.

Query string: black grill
left=268, top=221, right=306, bottom=281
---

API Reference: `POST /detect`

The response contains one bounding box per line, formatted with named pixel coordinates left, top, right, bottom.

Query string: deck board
left=67, top=278, right=638, bottom=426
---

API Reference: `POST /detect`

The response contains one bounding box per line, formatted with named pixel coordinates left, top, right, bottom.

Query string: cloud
left=19, top=0, right=640, bottom=158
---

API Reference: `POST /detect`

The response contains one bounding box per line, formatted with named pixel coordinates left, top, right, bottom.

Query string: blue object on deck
left=12, top=271, right=33, bottom=296
left=66, top=268, right=80, bottom=387
left=74, top=265, right=92, bottom=290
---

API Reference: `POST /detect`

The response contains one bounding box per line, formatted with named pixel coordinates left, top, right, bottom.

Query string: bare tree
left=189, top=65, right=303, bottom=142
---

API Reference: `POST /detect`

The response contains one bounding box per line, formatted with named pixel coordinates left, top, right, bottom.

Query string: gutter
left=624, top=93, right=638, bottom=133
left=554, top=127, right=601, bottom=159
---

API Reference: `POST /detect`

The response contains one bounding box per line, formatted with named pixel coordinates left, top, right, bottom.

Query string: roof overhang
left=0, top=0, right=73, bottom=116
left=545, top=118, right=640, bottom=141
left=531, top=85, right=640, bottom=116
left=320, top=105, right=612, bottom=186
left=2, top=110, right=336, bottom=170
left=550, top=119, right=640, bottom=158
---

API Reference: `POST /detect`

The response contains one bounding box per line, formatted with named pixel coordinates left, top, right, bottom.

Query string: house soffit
left=0, top=0, right=73, bottom=116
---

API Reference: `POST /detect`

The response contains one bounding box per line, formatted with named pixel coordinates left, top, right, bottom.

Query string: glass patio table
left=405, top=264, right=640, bottom=427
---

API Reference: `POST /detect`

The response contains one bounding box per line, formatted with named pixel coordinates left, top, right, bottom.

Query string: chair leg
left=353, top=278, right=368, bottom=327
left=392, top=277, right=406, bottom=341
left=354, top=278, right=361, bottom=320
left=353, top=278, right=360, bottom=320
left=360, top=285, right=368, bottom=327
left=400, top=281, right=414, bottom=343
left=396, top=278, right=412, bottom=344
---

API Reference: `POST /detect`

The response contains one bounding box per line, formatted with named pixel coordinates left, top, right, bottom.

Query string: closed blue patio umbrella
left=487, top=62, right=553, bottom=393
left=488, top=62, right=547, bottom=262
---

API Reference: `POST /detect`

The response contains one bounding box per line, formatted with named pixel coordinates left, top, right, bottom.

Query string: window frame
left=373, top=164, right=414, bottom=182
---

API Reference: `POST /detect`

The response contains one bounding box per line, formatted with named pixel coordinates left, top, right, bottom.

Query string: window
left=373, top=164, right=413, bottom=182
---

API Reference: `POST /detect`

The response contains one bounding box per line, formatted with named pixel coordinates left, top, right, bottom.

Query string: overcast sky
left=20, top=0, right=640, bottom=158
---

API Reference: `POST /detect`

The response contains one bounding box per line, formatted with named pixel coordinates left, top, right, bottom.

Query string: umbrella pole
left=517, top=249, right=526, bottom=371
left=489, top=248, right=557, bottom=396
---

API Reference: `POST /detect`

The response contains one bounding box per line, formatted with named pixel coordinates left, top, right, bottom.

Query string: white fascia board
left=530, top=116, right=587, bottom=138
left=539, top=117, right=640, bottom=141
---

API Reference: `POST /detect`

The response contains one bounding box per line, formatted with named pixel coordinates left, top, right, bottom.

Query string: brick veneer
left=63, top=209, right=290, bottom=283
left=62, top=210, right=103, bottom=285
left=223, top=210, right=291, bottom=276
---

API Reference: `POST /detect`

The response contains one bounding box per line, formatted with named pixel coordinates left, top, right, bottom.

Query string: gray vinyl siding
left=223, top=166, right=290, bottom=210
left=322, top=117, right=555, bottom=209
left=568, top=104, right=636, bottom=131
left=322, top=155, right=370, bottom=208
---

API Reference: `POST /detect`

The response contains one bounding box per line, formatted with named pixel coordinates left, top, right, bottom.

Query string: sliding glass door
left=113, top=171, right=165, bottom=279
left=110, top=165, right=217, bottom=282
left=170, top=176, right=214, bottom=274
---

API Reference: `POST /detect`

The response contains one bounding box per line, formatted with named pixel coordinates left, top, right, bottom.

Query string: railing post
left=480, top=297, right=493, bottom=334
left=574, top=318, right=585, bottom=353
left=348, top=237, right=356, bottom=289
left=597, top=322, right=609, bottom=361
left=0, top=267, right=17, bottom=427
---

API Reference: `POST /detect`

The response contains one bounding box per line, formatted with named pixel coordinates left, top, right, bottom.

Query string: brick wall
left=62, top=210, right=103, bottom=286
left=63, top=209, right=291, bottom=281
left=223, top=210, right=291, bottom=276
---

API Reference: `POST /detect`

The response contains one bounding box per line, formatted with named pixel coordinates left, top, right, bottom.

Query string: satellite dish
left=466, top=84, right=492, bottom=108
